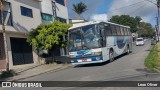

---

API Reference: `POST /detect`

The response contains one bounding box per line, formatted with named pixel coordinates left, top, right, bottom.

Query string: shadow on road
left=136, top=68, right=157, bottom=73
left=74, top=60, right=110, bottom=68
left=145, top=50, right=151, bottom=51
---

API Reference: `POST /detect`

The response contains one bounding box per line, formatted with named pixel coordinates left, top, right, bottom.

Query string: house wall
left=0, top=0, right=69, bottom=69
left=40, top=0, right=53, bottom=15
left=0, top=0, right=41, bottom=69
left=40, top=0, right=69, bottom=56
left=40, top=0, right=54, bottom=24
left=5, top=32, right=39, bottom=69
left=56, top=3, right=69, bottom=23
left=40, top=0, right=69, bottom=23
left=0, top=0, right=42, bottom=33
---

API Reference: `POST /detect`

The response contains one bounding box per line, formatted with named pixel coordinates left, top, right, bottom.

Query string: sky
left=66, top=0, right=158, bottom=26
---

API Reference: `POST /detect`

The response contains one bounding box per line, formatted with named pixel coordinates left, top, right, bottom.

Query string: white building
left=0, top=0, right=69, bottom=69
left=40, top=0, right=69, bottom=24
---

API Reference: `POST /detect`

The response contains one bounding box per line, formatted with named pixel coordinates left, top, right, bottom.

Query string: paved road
left=1, top=39, right=160, bottom=90
left=23, top=39, right=153, bottom=81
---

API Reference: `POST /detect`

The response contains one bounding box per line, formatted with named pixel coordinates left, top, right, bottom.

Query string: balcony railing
left=0, top=11, right=13, bottom=26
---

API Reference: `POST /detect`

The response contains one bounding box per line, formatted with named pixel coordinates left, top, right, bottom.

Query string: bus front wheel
left=109, top=50, right=114, bottom=62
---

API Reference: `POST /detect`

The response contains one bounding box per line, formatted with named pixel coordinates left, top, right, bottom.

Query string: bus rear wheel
left=109, top=50, right=114, bottom=62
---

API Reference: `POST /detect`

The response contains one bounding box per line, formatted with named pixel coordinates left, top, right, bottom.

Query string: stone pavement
left=7, top=63, right=72, bottom=81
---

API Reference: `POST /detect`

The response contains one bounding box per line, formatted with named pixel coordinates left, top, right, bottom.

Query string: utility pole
left=144, top=0, right=160, bottom=41
left=157, top=0, right=160, bottom=41
left=156, top=17, right=159, bottom=41
left=0, top=0, right=9, bottom=71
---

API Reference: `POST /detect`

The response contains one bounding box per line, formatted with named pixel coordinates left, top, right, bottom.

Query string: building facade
left=0, top=0, right=69, bottom=69
left=40, top=0, right=69, bottom=56
left=41, top=0, right=69, bottom=24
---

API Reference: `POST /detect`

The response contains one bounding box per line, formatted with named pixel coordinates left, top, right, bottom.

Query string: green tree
left=138, top=22, right=154, bottom=37
left=109, top=15, right=142, bottom=33
left=73, top=2, right=87, bottom=19
left=135, top=16, right=142, bottom=25
left=27, top=21, right=71, bottom=58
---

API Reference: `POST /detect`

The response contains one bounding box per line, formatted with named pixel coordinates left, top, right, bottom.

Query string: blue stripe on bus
left=77, top=50, right=90, bottom=55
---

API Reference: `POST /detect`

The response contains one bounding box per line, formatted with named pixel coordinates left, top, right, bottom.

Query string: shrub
left=0, top=69, right=17, bottom=78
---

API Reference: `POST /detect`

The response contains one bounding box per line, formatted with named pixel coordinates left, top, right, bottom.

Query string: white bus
left=68, top=21, right=132, bottom=65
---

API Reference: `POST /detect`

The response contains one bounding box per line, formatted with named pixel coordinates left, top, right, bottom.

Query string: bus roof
left=69, top=21, right=130, bottom=30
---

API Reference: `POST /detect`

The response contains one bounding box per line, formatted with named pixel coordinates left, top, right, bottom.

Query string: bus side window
left=105, top=24, right=112, bottom=36
left=124, top=28, right=127, bottom=36
left=120, top=27, right=124, bottom=35
left=99, top=23, right=107, bottom=47
left=122, top=27, right=125, bottom=35
left=128, top=29, right=131, bottom=35
left=111, top=25, right=117, bottom=35
left=99, top=24, right=105, bottom=36
left=126, top=28, right=128, bottom=35
left=116, top=26, right=121, bottom=35
left=127, top=28, right=130, bottom=35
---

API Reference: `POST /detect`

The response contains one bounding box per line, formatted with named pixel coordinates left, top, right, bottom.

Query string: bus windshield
left=69, top=25, right=102, bottom=52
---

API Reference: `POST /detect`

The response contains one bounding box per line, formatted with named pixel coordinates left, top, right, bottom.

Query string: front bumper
left=71, top=55, right=103, bottom=65
left=136, top=43, right=144, bottom=45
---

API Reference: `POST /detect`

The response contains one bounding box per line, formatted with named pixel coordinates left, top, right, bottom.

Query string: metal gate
left=10, top=37, right=33, bottom=65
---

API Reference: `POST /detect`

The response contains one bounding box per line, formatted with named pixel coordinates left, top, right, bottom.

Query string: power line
left=67, top=0, right=148, bottom=20
left=143, top=0, right=157, bottom=5
left=68, top=0, right=145, bottom=14
left=94, top=0, right=145, bottom=15
left=127, top=4, right=146, bottom=15
left=107, top=1, right=145, bottom=13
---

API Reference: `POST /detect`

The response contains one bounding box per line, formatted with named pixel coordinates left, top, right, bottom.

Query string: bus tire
left=109, top=49, right=114, bottom=62
left=127, top=45, right=130, bottom=54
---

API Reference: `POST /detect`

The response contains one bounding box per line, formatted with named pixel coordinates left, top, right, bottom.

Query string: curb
left=9, top=64, right=72, bottom=81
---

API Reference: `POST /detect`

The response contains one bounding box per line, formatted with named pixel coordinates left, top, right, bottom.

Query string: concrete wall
left=0, top=0, right=42, bottom=33
left=0, top=0, right=41, bottom=69
left=40, top=0, right=69, bottom=23
left=39, top=0, right=69, bottom=56
left=40, top=0, right=53, bottom=15
left=5, top=32, right=39, bottom=69
left=0, top=0, right=69, bottom=69
left=56, top=3, right=69, bottom=23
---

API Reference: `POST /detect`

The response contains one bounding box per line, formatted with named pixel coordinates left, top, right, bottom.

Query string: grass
left=145, top=43, right=160, bottom=71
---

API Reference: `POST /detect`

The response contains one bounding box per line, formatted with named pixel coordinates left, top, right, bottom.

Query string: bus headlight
left=92, top=51, right=102, bottom=55
left=97, top=51, right=102, bottom=55
left=69, top=55, right=75, bottom=57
